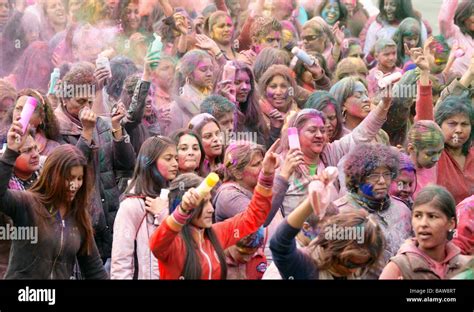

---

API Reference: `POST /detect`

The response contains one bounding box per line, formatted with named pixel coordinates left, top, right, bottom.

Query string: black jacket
left=0, top=148, right=108, bottom=279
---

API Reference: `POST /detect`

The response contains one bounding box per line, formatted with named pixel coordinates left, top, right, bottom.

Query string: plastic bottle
left=149, top=33, right=163, bottom=70
left=154, top=189, right=170, bottom=225
left=287, top=127, right=301, bottom=150
left=377, top=71, right=402, bottom=89
left=195, top=172, right=220, bottom=199
left=19, top=96, right=38, bottom=133
left=223, top=61, right=236, bottom=82
left=96, top=55, right=112, bottom=78
left=291, top=47, right=315, bottom=66
left=308, top=166, right=338, bottom=219
left=47, top=68, right=60, bottom=95
left=160, top=188, right=170, bottom=199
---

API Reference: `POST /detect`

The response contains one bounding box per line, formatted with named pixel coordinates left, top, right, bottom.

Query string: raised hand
left=173, top=12, right=189, bottom=35
left=405, top=44, right=429, bottom=72
left=303, top=57, right=325, bottom=80
left=268, top=109, right=285, bottom=129
left=195, top=34, right=221, bottom=56
left=94, top=67, right=111, bottom=90
left=261, top=138, right=281, bottom=175
left=7, top=118, right=27, bottom=153
left=179, top=187, right=202, bottom=212
left=279, top=148, right=305, bottom=180
left=216, top=80, right=236, bottom=104
left=111, top=102, right=126, bottom=130
left=332, top=21, right=345, bottom=47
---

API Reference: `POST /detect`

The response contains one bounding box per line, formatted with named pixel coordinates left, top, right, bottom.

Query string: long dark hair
left=216, top=61, right=269, bottom=138
left=124, top=136, right=176, bottom=198
left=28, top=144, right=94, bottom=255
left=168, top=173, right=227, bottom=279
left=170, top=128, right=206, bottom=176
left=304, top=91, right=343, bottom=142
left=454, top=0, right=474, bottom=37
left=377, top=0, right=418, bottom=24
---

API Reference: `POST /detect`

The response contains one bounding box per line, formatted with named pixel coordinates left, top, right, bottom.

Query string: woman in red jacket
left=149, top=140, right=280, bottom=279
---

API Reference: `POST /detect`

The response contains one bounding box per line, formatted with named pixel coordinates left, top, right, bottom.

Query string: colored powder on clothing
left=360, top=183, right=375, bottom=197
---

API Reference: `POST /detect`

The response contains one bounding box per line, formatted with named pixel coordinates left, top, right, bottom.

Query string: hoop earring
left=447, top=229, right=455, bottom=241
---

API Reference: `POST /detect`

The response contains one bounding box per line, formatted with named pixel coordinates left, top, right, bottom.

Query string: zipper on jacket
left=197, top=231, right=212, bottom=280
left=50, top=219, right=66, bottom=279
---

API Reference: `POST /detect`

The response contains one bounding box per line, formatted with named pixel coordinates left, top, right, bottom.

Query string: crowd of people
left=0, top=0, right=472, bottom=280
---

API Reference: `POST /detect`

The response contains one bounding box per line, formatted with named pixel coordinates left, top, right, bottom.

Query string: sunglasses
left=302, top=34, right=323, bottom=42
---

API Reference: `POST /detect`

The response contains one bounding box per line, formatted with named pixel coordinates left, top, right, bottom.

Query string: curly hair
left=60, top=61, right=97, bottom=98
left=250, top=15, right=282, bottom=43
left=17, top=89, right=61, bottom=142
left=308, top=209, right=385, bottom=272
left=344, top=143, right=400, bottom=193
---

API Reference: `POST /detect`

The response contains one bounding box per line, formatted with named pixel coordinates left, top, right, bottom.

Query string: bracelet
left=172, top=206, right=192, bottom=226
left=112, top=127, right=122, bottom=134
left=215, top=51, right=224, bottom=59
left=258, top=171, right=274, bottom=189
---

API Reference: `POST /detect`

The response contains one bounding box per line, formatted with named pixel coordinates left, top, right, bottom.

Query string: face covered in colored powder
left=411, top=142, right=444, bottom=169
left=359, top=166, right=393, bottom=201
left=265, top=75, right=292, bottom=112
left=376, top=46, right=397, bottom=70
left=241, top=151, right=264, bottom=190
left=301, top=27, right=326, bottom=54
left=253, top=31, right=282, bottom=54
left=156, top=146, right=179, bottom=181
left=343, top=81, right=370, bottom=120
left=190, top=58, right=214, bottom=92
left=321, top=0, right=341, bottom=25
left=341, top=0, right=356, bottom=13
left=210, top=15, right=234, bottom=45
left=389, top=169, right=415, bottom=201
left=14, top=135, right=40, bottom=177
left=440, top=113, right=471, bottom=150
left=298, top=115, right=328, bottom=157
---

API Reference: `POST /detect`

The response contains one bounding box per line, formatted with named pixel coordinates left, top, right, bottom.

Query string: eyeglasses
left=302, top=34, right=323, bottom=42
left=366, top=172, right=394, bottom=183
